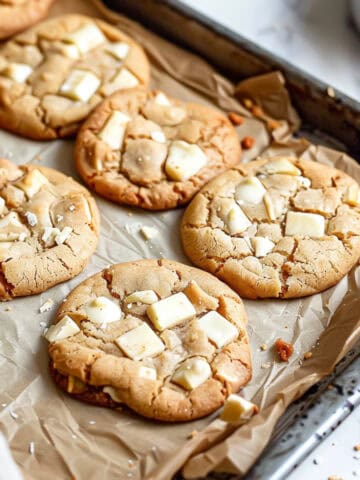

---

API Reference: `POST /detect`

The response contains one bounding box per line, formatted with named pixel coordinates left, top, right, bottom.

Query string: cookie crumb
left=251, top=105, right=264, bottom=117
left=140, top=226, right=158, bottom=240
left=261, top=362, right=272, bottom=369
left=242, top=98, right=253, bottom=109
left=127, top=212, right=133, bottom=217
left=241, top=136, right=255, bottom=150
left=328, top=476, right=343, bottom=480
left=39, top=298, right=54, bottom=313
left=327, top=86, right=335, bottom=98
left=29, top=441, right=35, bottom=455
left=228, top=112, right=244, bottom=126
left=313, top=456, right=322, bottom=465
left=355, top=445, right=360, bottom=452
left=275, top=338, right=294, bottom=362
left=5, top=306, right=11, bottom=312
left=260, top=344, right=267, bottom=351
left=188, top=430, right=198, bottom=439
left=327, top=384, right=334, bottom=390
left=303, top=351, right=313, bottom=360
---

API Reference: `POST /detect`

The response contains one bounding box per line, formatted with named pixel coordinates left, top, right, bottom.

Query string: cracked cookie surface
left=0, top=158, right=99, bottom=299
left=0, top=0, right=54, bottom=40
left=0, top=14, right=150, bottom=139
left=47, top=259, right=251, bottom=422
left=181, top=156, right=360, bottom=299
left=75, top=87, right=241, bottom=210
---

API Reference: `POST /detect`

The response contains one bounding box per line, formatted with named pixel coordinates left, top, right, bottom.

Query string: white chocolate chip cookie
left=47, top=259, right=251, bottom=422
left=181, top=156, right=360, bottom=299
left=0, top=158, right=99, bottom=299
left=0, top=15, right=150, bottom=140
left=75, top=87, right=241, bottom=210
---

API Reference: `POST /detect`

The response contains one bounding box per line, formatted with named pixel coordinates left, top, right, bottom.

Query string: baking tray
left=102, top=1, right=360, bottom=478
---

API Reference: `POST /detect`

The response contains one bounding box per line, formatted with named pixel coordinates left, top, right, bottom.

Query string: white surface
left=180, top=0, right=360, bottom=102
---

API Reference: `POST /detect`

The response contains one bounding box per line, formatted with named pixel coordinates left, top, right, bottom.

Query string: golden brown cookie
left=46, top=259, right=252, bottom=422
left=75, top=87, right=241, bottom=210
left=0, top=0, right=54, bottom=39
left=0, top=158, right=99, bottom=299
left=0, top=14, right=150, bottom=139
left=181, top=156, right=360, bottom=299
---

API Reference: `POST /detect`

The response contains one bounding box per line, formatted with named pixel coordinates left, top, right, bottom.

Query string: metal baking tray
left=103, top=1, right=360, bottom=478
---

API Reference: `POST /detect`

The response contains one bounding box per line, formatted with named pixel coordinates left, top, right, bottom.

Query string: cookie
left=0, top=158, right=99, bottom=299
left=46, top=259, right=252, bottom=422
left=75, top=87, right=241, bottom=210
left=0, top=0, right=54, bottom=40
left=0, top=14, right=150, bottom=140
left=181, top=156, right=360, bottom=299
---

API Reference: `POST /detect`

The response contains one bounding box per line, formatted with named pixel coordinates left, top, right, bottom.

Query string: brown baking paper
left=0, top=1, right=359, bottom=480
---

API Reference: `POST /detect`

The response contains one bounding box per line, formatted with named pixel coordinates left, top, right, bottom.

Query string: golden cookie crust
left=0, top=158, right=99, bottom=299
left=75, top=87, right=241, bottom=210
left=181, top=156, right=360, bottom=299
left=48, top=259, right=252, bottom=422
left=0, top=0, right=54, bottom=40
left=0, top=14, right=150, bottom=140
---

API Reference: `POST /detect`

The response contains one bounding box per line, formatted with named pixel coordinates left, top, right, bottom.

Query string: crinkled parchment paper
left=0, top=1, right=359, bottom=479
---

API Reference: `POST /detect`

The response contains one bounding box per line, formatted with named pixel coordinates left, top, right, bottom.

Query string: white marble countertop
left=181, top=0, right=360, bottom=102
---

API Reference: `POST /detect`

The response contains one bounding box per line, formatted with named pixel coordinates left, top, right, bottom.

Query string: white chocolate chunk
left=140, top=225, right=158, bottom=240
left=45, top=315, right=80, bottom=342
left=220, top=394, right=257, bottom=423
left=343, top=184, right=360, bottom=206
left=297, top=176, right=311, bottom=189
left=124, top=290, right=158, bottom=305
left=0, top=197, right=5, bottom=215
left=16, top=169, right=48, bottom=198
left=54, top=43, right=80, bottom=59
left=24, top=211, right=38, bottom=227
left=116, top=322, right=165, bottom=360
left=60, top=69, right=100, bottom=102
left=39, top=298, right=54, bottom=313
left=85, top=296, right=122, bottom=325
left=226, top=203, right=251, bottom=235
left=285, top=211, right=325, bottom=237
left=138, top=365, right=157, bottom=380
left=147, top=292, right=196, bottom=331
left=198, top=311, right=238, bottom=348
left=154, top=92, right=171, bottom=106
left=172, top=358, right=211, bottom=390
left=262, top=158, right=301, bottom=176
left=55, top=226, right=72, bottom=245
left=98, top=111, right=130, bottom=150
left=0, top=212, right=28, bottom=241
left=3, top=63, right=32, bottom=83
left=263, top=193, right=276, bottom=221
left=105, top=41, right=130, bottom=60
left=64, top=23, right=106, bottom=54
left=235, top=176, right=266, bottom=205
left=165, top=140, right=207, bottom=181
left=105, top=68, right=139, bottom=94
left=103, top=386, right=122, bottom=402
left=150, top=130, right=166, bottom=143
left=251, top=236, right=275, bottom=257
left=42, top=226, right=60, bottom=245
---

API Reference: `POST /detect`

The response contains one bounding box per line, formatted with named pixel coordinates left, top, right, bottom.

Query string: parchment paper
left=0, top=1, right=359, bottom=479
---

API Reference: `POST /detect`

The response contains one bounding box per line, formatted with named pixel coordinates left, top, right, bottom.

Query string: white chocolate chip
left=235, top=176, right=266, bottom=205
left=165, top=141, right=207, bottom=181
left=226, top=203, right=251, bottom=235
left=297, top=176, right=311, bottom=189
left=42, top=226, right=60, bottom=245
left=0, top=197, right=5, bottom=215
left=172, top=358, right=211, bottom=390
left=44, top=315, right=80, bottom=342
left=147, top=292, right=196, bottom=331
left=115, top=322, right=165, bottom=360
left=55, top=226, right=72, bottom=245
left=18, top=232, right=27, bottom=242
left=138, top=365, right=157, bottom=380
left=262, top=158, right=301, bottom=176
left=250, top=236, right=275, bottom=257
left=24, top=211, right=38, bottom=227
left=103, top=386, right=122, bottom=403
left=60, top=69, right=100, bottom=102
left=285, top=211, right=325, bottom=237
left=2, top=63, right=33, bottom=83
left=197, top=311, right=238, bottom=348
left=16, top=169, right=48, bottom=198
left=105, top=41, right=130, bottom=60
left=103, top=68, right=139, bottom=95
left=150, top=130, right=166, bottom=143
left=124, top=290, right=158, bottom=305
left=140, top=226, right=159, bottom=240
left=64, top=23, right=106, bottom=54
left=84, top=296, right=122, bottom=325
left=263, top=193, right=276, bottom=221
left=220, top=394, right=257, bottom=423
left=344, top=184, right=360, bottom=206
left=54, top=43, right=80, bottom=59
left=98, top=111, right=130, bottom=150
left=39, top=298, right=54, bottom=313
left=154, top=92, right=171, bottom=106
